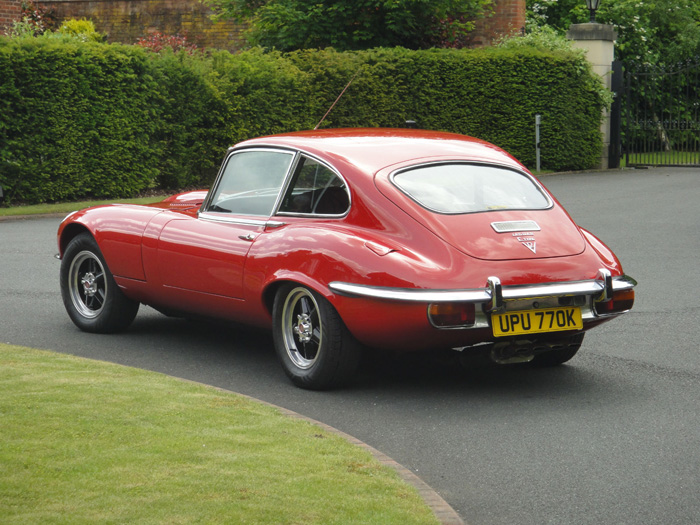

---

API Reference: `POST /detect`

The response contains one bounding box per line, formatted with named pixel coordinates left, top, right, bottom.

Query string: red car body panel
left=58, top=128, right=634, bottom=352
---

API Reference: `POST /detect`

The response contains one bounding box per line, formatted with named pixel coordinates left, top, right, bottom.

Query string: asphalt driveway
left=1, top=166, right=699, bottom=525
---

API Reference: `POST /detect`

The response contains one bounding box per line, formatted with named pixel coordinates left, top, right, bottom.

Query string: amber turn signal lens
left=428, top=303, right=476, bottom=327
left=595, top=289, right=635, bottom=315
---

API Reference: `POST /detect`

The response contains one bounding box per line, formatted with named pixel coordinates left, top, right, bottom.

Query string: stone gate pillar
left=567, top=23, right=617, bottom=170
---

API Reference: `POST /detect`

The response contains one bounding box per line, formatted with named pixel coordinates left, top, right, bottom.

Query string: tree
left=526, top=0, right=700, bottom=65
left=206, top=0, right=493, bottom=51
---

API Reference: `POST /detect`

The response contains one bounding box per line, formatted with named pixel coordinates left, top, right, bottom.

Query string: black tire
left=60, top=233, right=139, bottom=333
left=530, top=333, right=585, bottom=367
left=272, top=284, right=362, bottom=390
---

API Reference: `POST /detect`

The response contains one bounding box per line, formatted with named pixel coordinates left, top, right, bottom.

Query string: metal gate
left=610, top=57, right=700, bottom=168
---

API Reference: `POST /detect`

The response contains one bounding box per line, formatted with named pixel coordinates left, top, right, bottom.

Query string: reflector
left=428, top=303, right=476, bottom=328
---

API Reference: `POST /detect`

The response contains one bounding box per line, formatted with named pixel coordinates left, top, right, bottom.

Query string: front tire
left=60, top=233, right=139, bottom=333
left=272, top=284, right=361, bottom=390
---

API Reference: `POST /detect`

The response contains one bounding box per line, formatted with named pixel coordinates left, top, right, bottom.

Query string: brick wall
left=8, top=0, right=524, bottom=51
left=471, top=0, right=526, bottom=47
left=35, top=0, right=245, bottom=51
left=0, top=0, right=22, bottom=33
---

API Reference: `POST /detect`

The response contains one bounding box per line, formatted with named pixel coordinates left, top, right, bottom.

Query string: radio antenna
left=314, top=68, right=362, bottom=130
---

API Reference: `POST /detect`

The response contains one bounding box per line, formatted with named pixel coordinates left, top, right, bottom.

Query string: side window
left=206, top=150, right=293, bottom=216
left=278, top=156, right=350, bottom=215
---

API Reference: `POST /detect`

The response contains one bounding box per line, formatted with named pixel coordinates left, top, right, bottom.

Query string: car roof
left=232, top=128, right=526, bottom=175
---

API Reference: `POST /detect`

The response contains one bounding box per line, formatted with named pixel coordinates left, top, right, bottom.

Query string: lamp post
left=586, top=0, right=602, bottom=23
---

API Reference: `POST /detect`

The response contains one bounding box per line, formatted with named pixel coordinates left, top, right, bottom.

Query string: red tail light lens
left=428, top=303, right=476, bottom=328
left=595, top=289, right=635, bottom=315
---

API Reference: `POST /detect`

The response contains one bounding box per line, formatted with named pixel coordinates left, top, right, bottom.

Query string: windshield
left=392, top=163, right=551, bottom=214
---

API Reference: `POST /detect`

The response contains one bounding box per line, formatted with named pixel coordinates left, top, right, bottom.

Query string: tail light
left=595, top=289, right=635, bottom=316
left=428, top=303, right=476, bottom=328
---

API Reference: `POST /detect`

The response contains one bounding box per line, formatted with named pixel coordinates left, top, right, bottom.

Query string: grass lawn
left=621, top=150, right=700, bottom=167
left=0, top=196, right=166, bottom=217
left=0, top=344, right=439, bottom=524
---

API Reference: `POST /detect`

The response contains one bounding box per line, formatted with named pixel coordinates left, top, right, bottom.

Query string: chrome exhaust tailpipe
left=490, top=340, right=535, bottom=365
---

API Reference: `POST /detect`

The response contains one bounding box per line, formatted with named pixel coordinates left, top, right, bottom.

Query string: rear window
left=392, top=163, right=551, bottom=214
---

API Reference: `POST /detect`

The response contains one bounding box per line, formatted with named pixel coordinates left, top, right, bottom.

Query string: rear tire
left=60, top=233, right=139, bottom=333
left=272, top=284, right=361, bottom=390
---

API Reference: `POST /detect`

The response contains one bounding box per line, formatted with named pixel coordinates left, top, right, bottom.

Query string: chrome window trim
left=201, top=144, right=351, bottom=220
left=200, top=147, right=297, bottom=217
left=198, top=213, right=271, bottom=227
left=274, top=151, right=351, bottom=219
left=389, top=161, right=553, bottom=215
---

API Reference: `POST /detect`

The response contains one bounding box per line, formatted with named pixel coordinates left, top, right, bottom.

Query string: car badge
left=521, top=241, right=537, bottom=254
left=490, top=221, right=539, bottom=254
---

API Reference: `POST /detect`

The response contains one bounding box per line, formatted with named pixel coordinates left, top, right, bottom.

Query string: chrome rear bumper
left=329, top=269, right=637, bottom=327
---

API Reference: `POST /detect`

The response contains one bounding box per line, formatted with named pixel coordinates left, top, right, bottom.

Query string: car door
left=155, top=148, right=295, bottom=300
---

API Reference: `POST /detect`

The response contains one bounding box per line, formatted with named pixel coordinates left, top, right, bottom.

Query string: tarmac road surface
left=1, top=167, right=699, bottom=525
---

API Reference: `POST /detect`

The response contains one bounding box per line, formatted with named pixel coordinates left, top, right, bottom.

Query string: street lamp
left=586, top=0, right=602, bottom=23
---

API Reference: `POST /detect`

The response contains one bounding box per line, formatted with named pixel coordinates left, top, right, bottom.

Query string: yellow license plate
left=492, top=307, right=582, bottom=337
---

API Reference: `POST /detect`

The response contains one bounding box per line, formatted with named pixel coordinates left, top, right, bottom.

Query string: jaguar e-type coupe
left=57, top=128, right=636, bottom=389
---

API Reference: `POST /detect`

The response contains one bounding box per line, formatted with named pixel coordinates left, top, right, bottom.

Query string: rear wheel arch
left=271, top=282, right=362, bottom=389
left=261, top=275, right=336, bottom=318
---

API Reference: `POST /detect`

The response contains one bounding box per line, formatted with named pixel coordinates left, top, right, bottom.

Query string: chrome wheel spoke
left=282, top=288, right=323, bottom=370
left=68, top=250, right=108, bottom=319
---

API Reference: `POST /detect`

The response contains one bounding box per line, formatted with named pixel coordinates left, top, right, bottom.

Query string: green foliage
left=288, top=47, right=605, bottom=170
left=208, top=48, right=316, bottom=141
left=4, top=18, right=41, bottom=38
left=497, top=24, right=580, bottom=54
left=4, top=0, right=58, bottom=39
left=526, top=0, right=700, bottom=65
left=0, top=39, right=231, bottom=203
left=0, top=40, right=606, bottom=204
left=57, top=19, right=105, bottom=43
left=145, top=50, right=231, bottom=189
left=205, top=0, right=493, bottom=51
left=0, top=39, right=159, bottom=203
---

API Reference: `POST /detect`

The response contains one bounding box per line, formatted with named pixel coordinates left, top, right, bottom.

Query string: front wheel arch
left=60, top=232, right=139, bottom=333
left=58, top=222, right=91, bottom=258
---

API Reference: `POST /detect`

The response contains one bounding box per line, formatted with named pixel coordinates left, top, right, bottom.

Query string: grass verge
left=0, top=344, right=438, bottom=524
left=0, top=196, right=165, bottom=217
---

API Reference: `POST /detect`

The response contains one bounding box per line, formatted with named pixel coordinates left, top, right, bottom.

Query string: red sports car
left=57, top=128, right=636, bottom=389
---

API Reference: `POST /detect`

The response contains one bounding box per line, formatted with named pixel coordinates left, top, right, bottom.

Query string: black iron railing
left=612, top=57, right=700, bottom=168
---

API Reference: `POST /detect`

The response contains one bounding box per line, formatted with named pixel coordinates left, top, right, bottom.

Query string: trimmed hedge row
left=0, top=40, right=606, bottom=205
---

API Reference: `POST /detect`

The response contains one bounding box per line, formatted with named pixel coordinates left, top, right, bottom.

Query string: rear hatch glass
left=392, top=162, right=551, bottom=214
left=378, top=162, right=585, bottom=261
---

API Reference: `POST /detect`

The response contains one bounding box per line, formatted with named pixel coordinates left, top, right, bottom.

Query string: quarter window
left=278, top=156, right=349, bottom=215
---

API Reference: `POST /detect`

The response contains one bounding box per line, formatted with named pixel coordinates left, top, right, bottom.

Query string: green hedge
left=0, top=40, right=606, bottom=205
left=287, top=47, right=605, bottom=170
